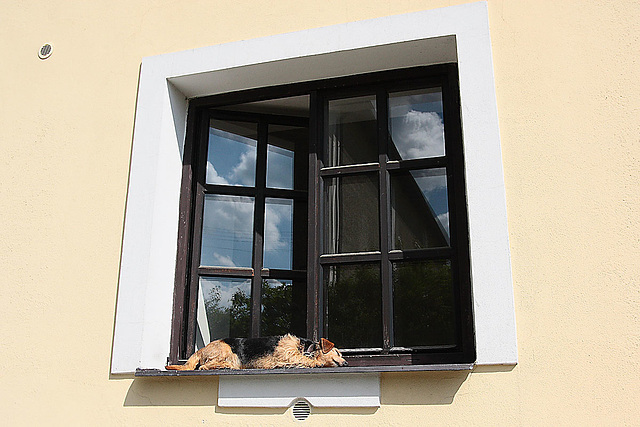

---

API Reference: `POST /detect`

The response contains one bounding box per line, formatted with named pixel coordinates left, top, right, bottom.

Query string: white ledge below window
left=112, top=1, right=517, bottom=376
left=217, top=374, right=381, bottom=408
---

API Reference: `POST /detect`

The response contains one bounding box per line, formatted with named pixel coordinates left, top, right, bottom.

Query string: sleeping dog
left=165, top=334, right=347, bottom=370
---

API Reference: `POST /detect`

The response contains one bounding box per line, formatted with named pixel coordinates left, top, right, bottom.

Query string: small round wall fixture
left=38, top=43, right=53, bottom=60
left=291, top=399, right=311, bottom=422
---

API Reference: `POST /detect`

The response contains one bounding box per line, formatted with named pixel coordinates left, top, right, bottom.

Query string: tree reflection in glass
left=196, top=277, right=251, bottom=348
left=261, top=279, right=306, bottom=337
left=392, top=260, right=456, bottom=348
left=325, top=263, right=382, bottom=349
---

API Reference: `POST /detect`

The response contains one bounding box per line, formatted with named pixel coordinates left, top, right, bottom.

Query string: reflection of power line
left=202, top=229, right=293, bottom=237
left=201, top=231, right=253, bottom=241
left=201, top=240, right=253, bottom=249
left=201, top=244, right=292, bottom=253
left=201, top=229, right=293, bottom=241
left=203, top=225, right=292, bottom=232
left=202, top=236, right=253, bottom=243
left=202, top=227, right=254, bottom=234
left=202, top=247, right=253, bottom=253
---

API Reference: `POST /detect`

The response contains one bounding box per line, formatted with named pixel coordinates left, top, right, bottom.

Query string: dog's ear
left=320, top=338, right=334, bottom=353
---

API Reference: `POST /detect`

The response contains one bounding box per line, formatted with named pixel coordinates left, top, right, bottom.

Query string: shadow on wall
left=123, top=370, right=471, bottom=411
left=123, top=376, right=375, bottom=415
left=124, top=377, right=220, bottom=407
left=123, top=376, right=374, bottom=415
left=381, top=371, right=470, bottom=405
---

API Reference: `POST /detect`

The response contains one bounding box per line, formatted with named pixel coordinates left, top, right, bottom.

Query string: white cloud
left=211, top=253, right=236, bottom=267
left=264, top=201, right=291, bottom=252
left=230, top=150, right=257, bottom=186
left=206, top=161, right=230, bottom=185
left=392, top=110, right=445, bottom=159
left=201, top=196, right=255, bottom=267
left=437, top=212, right=450, bottom=236
left=207, top=128, right=256, bottom=186
left=200, top=195, right=292, bottom=269
left=412, top=171, right=447, bottom=194
left=263, top=200, right=293, bottom=270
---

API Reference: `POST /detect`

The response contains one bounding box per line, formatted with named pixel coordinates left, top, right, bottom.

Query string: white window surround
left=112, top=1, right=517, bottom=376
left=217, top=374, right=381, bottom=408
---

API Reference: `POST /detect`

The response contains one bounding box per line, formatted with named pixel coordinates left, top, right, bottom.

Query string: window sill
left=135, top=363, right=473, bottom=377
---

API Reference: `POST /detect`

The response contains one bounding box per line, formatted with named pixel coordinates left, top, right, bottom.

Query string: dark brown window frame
left=168, top=64, right=475, bottom=368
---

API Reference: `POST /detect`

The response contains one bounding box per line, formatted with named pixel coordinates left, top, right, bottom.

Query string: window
left=169, top=65, right=475, bottom=367
left=112, top=2, right=516, bottom=375
left=181, top=110, right=310, bottom=352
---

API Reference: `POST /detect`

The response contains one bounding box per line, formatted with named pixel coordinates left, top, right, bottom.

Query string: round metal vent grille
left=38, top=44, right=53, bottom=59
left=292, top=399, right=311, bottom=421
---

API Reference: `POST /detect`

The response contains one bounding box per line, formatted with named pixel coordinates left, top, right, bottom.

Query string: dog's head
left=305, top=338, right=347, bottom=367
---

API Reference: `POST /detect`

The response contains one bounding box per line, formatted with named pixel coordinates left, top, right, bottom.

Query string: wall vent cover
left=292, top=399, right=311, bottom=421
left=38, top=44, right=53, bottom=59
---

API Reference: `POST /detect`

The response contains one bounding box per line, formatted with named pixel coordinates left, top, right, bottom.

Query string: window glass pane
left=261, top=278, right=306, bottom=337
left=200, top=194, right=254, bottom=268
left=388, top=88, right=445, bottom=160
left=196, top=277, right=251, bottom=348
left=263, top=198, right=293, bottom=270
left=206, top=119, right=258, bottom=186
left=325, top=264, right=382, bottom=349
left=267, top=125, right=306, bottom=190
left=391, top=168, right=450, bottom=249
left=392, top=260, right=456, bottom=347
left=326, top=95, right=378, bottom=166
left=324, top=173, right=379, bottom=254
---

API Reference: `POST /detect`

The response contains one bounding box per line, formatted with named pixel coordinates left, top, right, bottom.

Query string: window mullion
left=307, top=90, right=322, bottom=341
left=170, top=104, right=201, bottom=362
left=250, top=121, right=269, bottom=337
left=184, top=110, right=213, bottom=357
left=377, top=88, right=393, bottom=353
left=442, top=67, right=475, bottom=358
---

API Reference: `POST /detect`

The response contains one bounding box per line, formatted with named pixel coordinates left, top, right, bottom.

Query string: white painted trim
left=112, top=0, right=517, bottom=375
left=218, top=374, right=380, bottom=407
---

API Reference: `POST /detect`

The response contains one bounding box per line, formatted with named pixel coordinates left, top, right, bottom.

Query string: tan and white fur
left=165, top=334, right=347, bottom=370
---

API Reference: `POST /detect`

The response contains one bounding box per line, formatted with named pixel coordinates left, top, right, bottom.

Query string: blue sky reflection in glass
left=206, top=120, right=258, bottom=186
left=200, top=194, right=255, bottom=268
left=410, top=168, right=450, bottom=243
left=266, top=143, right=294, bottom=189
left=264, top=198, right=294, bottom=269
left=389, top=88, right=445, bottom=159
left=391, top=168, right=450, bottom=249
left=267, top=123, right=305, bottom=190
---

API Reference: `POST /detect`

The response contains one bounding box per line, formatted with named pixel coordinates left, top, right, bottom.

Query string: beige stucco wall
left=1, top=0, right=638, bottom=425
